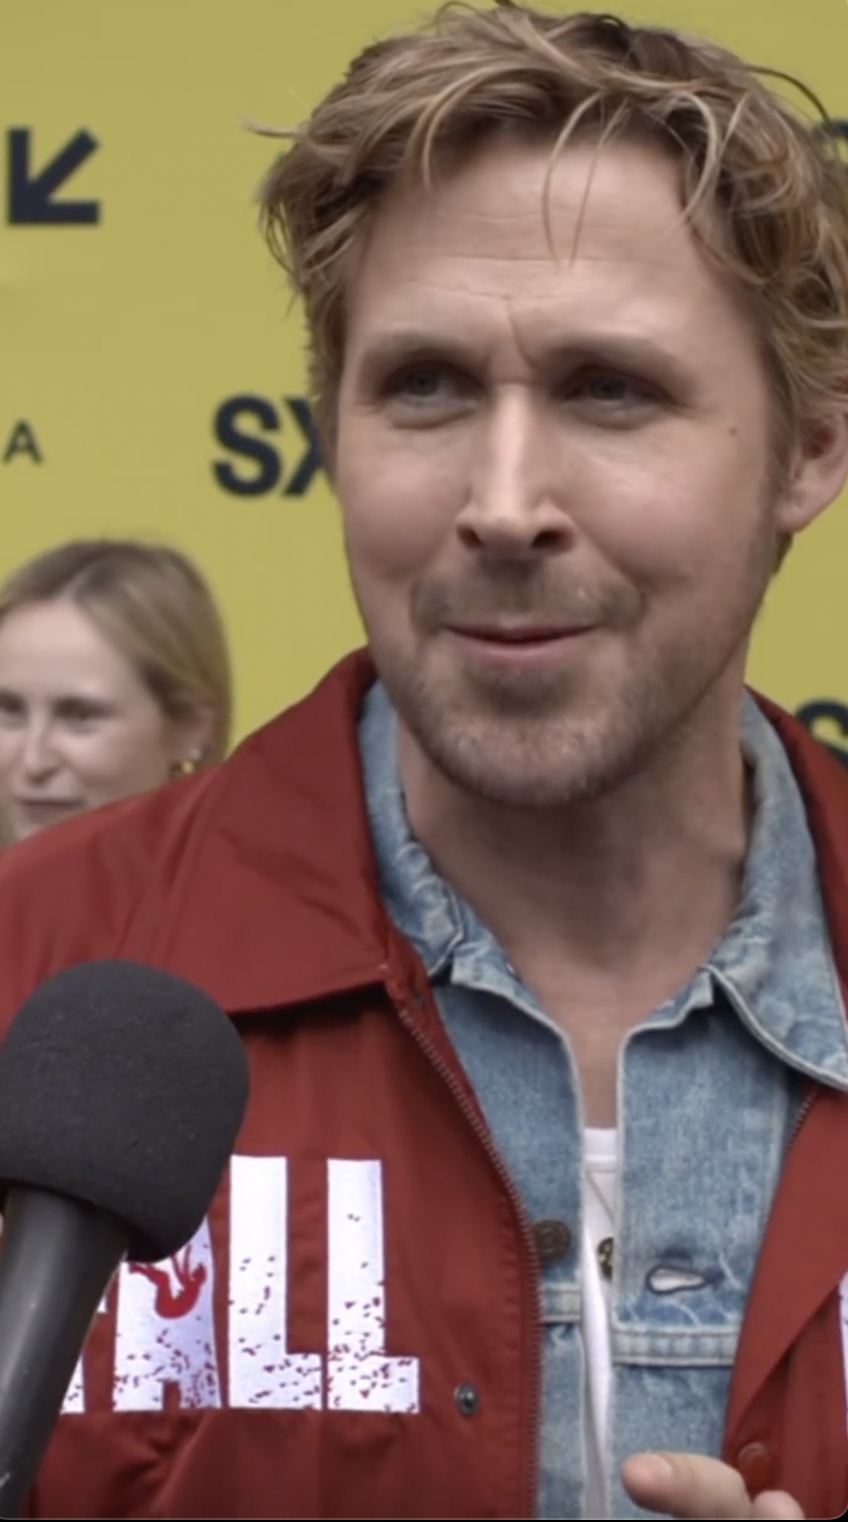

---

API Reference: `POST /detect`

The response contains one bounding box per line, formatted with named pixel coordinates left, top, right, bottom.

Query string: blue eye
left=396, top=366, right=451, bottom=399
left=584, top=375, right=631, bottom=401
left=574, top=371, right=656, bottom=406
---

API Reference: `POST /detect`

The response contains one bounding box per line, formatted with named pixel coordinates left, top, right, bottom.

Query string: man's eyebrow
left=354, top=330, right=476, bottom=373
left=353, top=328, right=694, bottom=385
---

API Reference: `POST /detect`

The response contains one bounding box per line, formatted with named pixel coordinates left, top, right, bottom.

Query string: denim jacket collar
left=360, top=681, right=848, bottom=1092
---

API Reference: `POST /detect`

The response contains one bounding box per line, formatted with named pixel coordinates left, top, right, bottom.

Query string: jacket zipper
left=788, top=1085, right=819, bottom=1148
left=393, top=993, right=541, bottom=1522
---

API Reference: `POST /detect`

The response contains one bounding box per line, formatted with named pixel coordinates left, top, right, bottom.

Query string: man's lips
left=444, top=623, right=596, bottom=669
left=447, top=624, right=590, bottom=642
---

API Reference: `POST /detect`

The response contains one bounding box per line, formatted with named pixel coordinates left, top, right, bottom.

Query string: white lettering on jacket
left=228, top=1155, right=322, bottom=1409
left=62, top=1158, right=420, bottom=1416
left=327, top=1158, right=419, bottom=1412
left=113, top=1216, right=221, bottom=1410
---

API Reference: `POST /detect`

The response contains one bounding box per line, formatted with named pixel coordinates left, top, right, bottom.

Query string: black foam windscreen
left=0, top=961, right=250, bottom=1261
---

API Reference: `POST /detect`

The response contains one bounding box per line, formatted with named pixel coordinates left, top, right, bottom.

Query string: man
left=1, top=4, right=847, bottom=1518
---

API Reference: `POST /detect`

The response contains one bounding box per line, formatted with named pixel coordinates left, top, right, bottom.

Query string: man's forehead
left=373, top=139, right=691, bottom=253
left=349, top=137, right=727, bottom=318
left=347, top=244, right=730, bottom=366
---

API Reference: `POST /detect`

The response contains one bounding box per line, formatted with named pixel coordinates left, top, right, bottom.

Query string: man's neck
left=397, top=698, right=752, bottom=1120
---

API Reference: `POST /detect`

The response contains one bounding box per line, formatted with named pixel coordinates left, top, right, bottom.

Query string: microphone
left=0, top=960, right=250, bottom=1518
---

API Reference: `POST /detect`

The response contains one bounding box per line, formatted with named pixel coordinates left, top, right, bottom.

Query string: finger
left=751, top=1493, right=805, bottom=1521
left=622, top=1452, right=753, bottom=1519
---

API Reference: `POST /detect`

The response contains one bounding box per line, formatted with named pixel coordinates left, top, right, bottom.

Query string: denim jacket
left=359, top=681, right=848, bottom=1520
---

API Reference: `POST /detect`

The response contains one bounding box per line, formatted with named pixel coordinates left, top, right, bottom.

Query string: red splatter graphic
left=129, top=1243, right=207, bottom=1319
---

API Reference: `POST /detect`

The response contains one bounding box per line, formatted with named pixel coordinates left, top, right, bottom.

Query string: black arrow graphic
left=7, top=128, right=100, bottom=225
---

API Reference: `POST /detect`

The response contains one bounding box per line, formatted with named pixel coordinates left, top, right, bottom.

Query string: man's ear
left=775, top=412, right=848, bottom=536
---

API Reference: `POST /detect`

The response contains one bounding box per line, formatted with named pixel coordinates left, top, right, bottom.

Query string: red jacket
left=0, top=651, right=847, bottom=1520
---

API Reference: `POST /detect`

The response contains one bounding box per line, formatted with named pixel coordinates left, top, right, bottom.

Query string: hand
left=621, top=1453, right=805, bottom=1519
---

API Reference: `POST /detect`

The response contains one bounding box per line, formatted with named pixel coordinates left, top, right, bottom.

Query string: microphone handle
left=0, top=1186, right=128, bottom=1519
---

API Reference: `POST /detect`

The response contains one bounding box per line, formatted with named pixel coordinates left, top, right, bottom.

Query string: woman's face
left=0, top=599, right=189, bottom=842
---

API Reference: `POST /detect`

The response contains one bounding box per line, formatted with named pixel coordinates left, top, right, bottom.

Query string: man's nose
left=455, top=392, right=575, bottom=558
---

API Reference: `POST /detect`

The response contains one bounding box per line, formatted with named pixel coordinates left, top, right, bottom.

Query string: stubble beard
left=357, top=518, right=777, bottom=811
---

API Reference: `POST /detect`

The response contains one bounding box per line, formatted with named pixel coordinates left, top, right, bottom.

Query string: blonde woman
left=0, top=540, right=231, bottom=842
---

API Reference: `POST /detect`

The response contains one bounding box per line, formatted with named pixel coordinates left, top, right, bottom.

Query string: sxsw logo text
left=2, top=420, right=43, bottom=464
left=212, top=395, right=323, bottom=497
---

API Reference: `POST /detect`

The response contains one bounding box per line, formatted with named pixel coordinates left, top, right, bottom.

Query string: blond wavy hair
left=256, top=1, right=848, bottom=471
left=0, top=540, right=233, bottom=764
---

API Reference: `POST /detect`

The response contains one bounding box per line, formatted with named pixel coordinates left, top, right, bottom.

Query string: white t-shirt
left=582, top=1127, right=618, bottom=1520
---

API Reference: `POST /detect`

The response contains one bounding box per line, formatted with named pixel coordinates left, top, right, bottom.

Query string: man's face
left=335, top=138, right=830, bottom=807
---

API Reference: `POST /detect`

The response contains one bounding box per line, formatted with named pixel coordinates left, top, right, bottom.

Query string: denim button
left=454, top=1382, right=480, bottom=1417
left=533, top=1218, right=572, bottom=1265
left=736, top=1441, right=777, bottom=1495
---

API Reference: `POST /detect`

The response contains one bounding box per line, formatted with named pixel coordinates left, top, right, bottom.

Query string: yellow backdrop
left=1, top=1, right=847, bottom=751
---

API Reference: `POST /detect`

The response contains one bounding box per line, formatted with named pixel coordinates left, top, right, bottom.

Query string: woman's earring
left=171, top=753, right=201, bottom=780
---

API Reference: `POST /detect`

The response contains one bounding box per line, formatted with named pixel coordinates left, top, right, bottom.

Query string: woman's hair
left=256, top=1, right=848, bottom=469
left=0, top=540, right=233, bottom=763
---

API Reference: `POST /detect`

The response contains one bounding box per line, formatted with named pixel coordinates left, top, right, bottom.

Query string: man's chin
left=409, top=723, right=622, bottom=810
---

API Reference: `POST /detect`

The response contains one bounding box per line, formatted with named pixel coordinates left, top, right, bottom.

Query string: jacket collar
left=725, top=694, right=848, bottom=1431
left=155, top=655, right=848, bottom=1028
left=756, top=691, right=848, bottom=993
